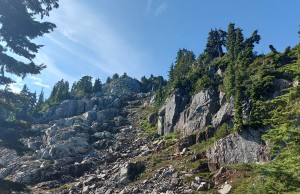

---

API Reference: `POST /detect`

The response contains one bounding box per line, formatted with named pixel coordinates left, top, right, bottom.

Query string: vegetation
left=154, top=23, right=300, bottom=192
left=0, top=3, right=299, bottom=191
left=0, top=0, right=58, bottom=122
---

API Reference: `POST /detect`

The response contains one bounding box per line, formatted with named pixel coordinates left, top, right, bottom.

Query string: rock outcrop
left=212, top=96, right=234, bottom=128
left=158, top=89, right=189, bottom=136
left=206, top=128, right=269, bottom=171
left=174, top=90, right=219, bottom=136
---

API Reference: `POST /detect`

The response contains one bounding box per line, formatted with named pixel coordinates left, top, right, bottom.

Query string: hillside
left=0, top=24, right=300, bottom=194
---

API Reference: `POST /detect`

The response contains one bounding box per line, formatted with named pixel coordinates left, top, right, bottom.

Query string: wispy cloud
left=155, top=2, right=168, bottom=16
left=146, top=0, right=168, bottom=17
left=146, top=0, right=153, bottom=14
left=10, top=77, right=23, bottom=93
left=46, top=0, right=149, bottom=77
left=34, top=53, right=75, bottom=83
left=29, top=76, right=50, bottom=88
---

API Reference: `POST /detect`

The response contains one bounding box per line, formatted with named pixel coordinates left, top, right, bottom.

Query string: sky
left=10, top=0, right=300, bottom=97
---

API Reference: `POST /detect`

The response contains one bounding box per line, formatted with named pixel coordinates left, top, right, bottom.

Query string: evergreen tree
left=226, top=23, right=236, bottom=59
left=93, top=78, right=102, bottom=93
left=0, top=0, right=58, bottom=86
left=106, top=77, right=112, bottom=84
left=32, top=89, right=44, bottom=116
left=121, top=72, right=128, bottom=78
left=20, top=84, right=30, bottom=95
left=112, top=73, right=119, bottom=80
left=234, top=28, right=244, bottom=59
left=156, top=79, right=163, bottom=106
left=204, top=29, right=227, bottom=60
left=48, top=79, right=70, bottom=104
left=168, top=63, right=174, bottom=82
left=36, top=89, right=44, bottom=108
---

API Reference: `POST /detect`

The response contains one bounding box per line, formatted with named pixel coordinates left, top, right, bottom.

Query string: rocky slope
left=0, top=76, right=295, bottom=194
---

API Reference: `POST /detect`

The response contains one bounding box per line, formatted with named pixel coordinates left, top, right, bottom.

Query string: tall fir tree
left=226, top=23, right=236, bottom=60
left=234, top=28, right=244, bottom=60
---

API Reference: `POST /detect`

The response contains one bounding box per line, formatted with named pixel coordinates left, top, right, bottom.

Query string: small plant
left=165, top=132, right=179, bottom=146
left=140, top=119, right=158, bottom=137
left=215, top=123, right=233, bottom=139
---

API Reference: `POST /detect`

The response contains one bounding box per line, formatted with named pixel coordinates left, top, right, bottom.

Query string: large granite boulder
left=206, top=128, right=269, bottom=171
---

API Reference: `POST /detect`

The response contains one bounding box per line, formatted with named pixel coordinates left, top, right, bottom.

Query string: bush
left=215, top=123, right=232, bottom=139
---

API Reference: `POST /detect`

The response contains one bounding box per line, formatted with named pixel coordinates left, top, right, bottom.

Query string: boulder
left=218, top=182, right=232, bottom=194
left=118, top=162, right=146, bottom=187
left=206, top=128, right=269, bottom=171
left=83, top=111, right=97, bottom=123
left=48, top=137, right=90, bottom=159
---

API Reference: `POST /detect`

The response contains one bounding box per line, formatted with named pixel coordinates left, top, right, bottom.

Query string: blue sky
left=10, top=0, right=300, bottom=97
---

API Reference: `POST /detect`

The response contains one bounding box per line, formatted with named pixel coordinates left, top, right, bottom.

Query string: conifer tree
left=168, top=63, right=174, bottom=82
left=93, top=78, right=102, bottom=93
left=0, top=0, right=59, bottom=86
left=234, top=28, right=244, bottom=59
left=226, top=23, right=236, bottom=59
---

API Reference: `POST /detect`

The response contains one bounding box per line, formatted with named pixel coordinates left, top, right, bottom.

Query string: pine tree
left=48, top=80, right=70, bottom=104
left=0, top=0, right=58, bottom=86
left=112, top=73, right=119, bottom=80
left=106, top=77, right=112, bottom=84
left=20, top=84, right=30, bottom=95
left=168, top=63, right=174, bottom=82
left=93, top=78, right=102, bottom=93
left=226, top=23, right=236, bottom=59
left=204, top=29, right=227, bottom=61
left=36, top=89, right=44, bottom=108
left=234, top=28, right=244, bottom=59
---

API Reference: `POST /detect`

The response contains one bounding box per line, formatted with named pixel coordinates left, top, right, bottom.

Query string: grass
left=139, top=119, right=158, bottom=137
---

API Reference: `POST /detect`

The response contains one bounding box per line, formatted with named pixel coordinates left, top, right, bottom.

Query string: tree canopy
left=0, top=0, right=59, bottom=86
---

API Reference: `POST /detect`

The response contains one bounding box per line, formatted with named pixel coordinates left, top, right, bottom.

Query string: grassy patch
left=140, top=119, right=158, bottom=137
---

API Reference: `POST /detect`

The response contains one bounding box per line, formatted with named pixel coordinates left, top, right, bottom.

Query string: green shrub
left=215, top=123, right=232, bottom=139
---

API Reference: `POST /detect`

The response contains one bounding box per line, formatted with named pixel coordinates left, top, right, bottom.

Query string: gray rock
left=113, top=98, right=123, bottom=108
left=175, top=90, right=218, bottom=136
left=212, top=96, right=234, bottom=128
left=158, top=116, right=164, bottom=136
left=159, top=89, right=189, bottom=136
left=206, top=128, right=269, bottom=171
left=43, top=100, right=86, bottom=121
left=83, top=111, right=97, bottom=123
left=118, top=162, right=146, bottom=187
left=48, top=137, right=90, bottom=159
left=218, top=182, right=232, bottom=194
left=77, top=100, right=86, bottom=114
